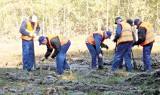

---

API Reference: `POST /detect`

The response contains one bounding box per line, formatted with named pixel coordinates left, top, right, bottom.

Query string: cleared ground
left=0, top=35, right=159, bottom=94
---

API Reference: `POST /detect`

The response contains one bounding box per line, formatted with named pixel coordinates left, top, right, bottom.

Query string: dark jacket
left=134, top=22, right=146, bottom=45
left=134, top=22, right=154, bottom=46
left=44, top=36, right=61, bottom=59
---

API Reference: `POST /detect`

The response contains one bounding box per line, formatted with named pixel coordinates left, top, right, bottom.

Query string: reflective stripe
left=147, top=28, right=153, bottom=34
left=146, top=35, right=154, bottom=40
left=121, top=35, right=133, bottom=37
left=122, top=30, right=132, bottom=32
left=117, top=21, right=133, bottom=44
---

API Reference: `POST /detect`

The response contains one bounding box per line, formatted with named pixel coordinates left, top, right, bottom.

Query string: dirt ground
left=0, top=35, right=160, bottom=94
left=0, top=35, right=159, bottom=68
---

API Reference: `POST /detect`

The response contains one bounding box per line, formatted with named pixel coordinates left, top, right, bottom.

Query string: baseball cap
left=127, top=19, right=134, bottom=26
left=115, top=17, right=122, bottom=24
left=31, top=15, right=37, bottom=22
left=134, top=19, right=140, bottom=25
left=38, top=36, right=46, bottom=45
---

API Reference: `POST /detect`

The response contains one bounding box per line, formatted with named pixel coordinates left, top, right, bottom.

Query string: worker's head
left=104, top=30, right=112, bottom=39
left=29, top=15, right=37, bottom=23
left=38, top=36, right=47, bottom=45
left=134, top=19, right=142, bottom=26
left=115, top=17, right=123, bottom=24
left=127, top=19, right=133, bottom=26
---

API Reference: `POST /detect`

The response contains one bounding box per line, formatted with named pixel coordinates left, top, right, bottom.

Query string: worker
left=19, top=15, right=40, bottom=71
left=85, top=29, right=112, bottom=69
left=119, top=19, right=136, bottom=70
left=133, top=19, right=155, bottom=72
left=38, top=34, right=71, bottom=75
left=112, top=17, right=133, bottom=72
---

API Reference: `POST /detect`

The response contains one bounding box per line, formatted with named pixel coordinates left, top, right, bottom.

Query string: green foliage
left=0, top=0, right=160, bottom=38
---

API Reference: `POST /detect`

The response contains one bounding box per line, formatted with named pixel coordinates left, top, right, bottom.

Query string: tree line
left=0, top=0, right=159, bottom=38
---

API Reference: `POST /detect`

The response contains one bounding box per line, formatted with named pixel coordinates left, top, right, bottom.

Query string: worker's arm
left=134, top=27, right=146, bottom=45
left=44, top=46, right=53, bottom=59
left=94, top=34, right=103, bottom=54
left=50, top=37, right=61, bottom=59
left=132, top=31, right=136, bottom=43
left=113, top=24, right=122, bottom=42
left=19, top=21, right=30, bottom=36
left=101, top=43, right=109, bottom=49
left=34, top=23, right=40, bottom=34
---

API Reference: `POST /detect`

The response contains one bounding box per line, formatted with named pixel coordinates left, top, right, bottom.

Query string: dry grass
left=0, top=35, right=160, bottom=68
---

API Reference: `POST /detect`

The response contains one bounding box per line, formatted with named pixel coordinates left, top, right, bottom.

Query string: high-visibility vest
left=21, top=20, right=38, bottom=40
left=139, top=22, right=155, bottom=46
left=85, top=31, right=104, bottom=45
left=48, top=34, right=69, bottom=49
left=117, top=21, right=133, bottom=44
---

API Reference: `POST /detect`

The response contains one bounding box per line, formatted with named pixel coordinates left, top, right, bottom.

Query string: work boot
left=98, top=65, right=104, bottom=70
left=119, top=65, right=123, bottom=69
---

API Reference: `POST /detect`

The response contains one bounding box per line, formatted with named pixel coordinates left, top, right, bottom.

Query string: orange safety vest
left=139, top=22, right=155, bottom=46
left=48, top=34, right=69, bottom=49
left=117, top=21, right=133, bottom=45
left=85, top=31, right=104, bottom=45
left=21, top=20, right=38, bottom=40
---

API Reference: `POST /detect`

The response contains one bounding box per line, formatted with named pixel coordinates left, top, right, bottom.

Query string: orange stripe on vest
left=85, top=31, right=104, bottom=45
left=139, top=22, right=155, bottom=46
left=117, top=21, right=133, bottom=45
left=21, top=20, right=38, bottom=40
left=48, top=35, right=69, bottom=49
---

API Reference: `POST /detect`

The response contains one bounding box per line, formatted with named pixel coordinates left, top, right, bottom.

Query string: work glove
left=105, top=45, right=109, bottom=50
left=113, top=38, right=117, bottom=43
left=98, top=54, right=103, bottom=58
left=40, top=57, right=46, bottom=61
left=51, top=55, right=55, bottom=59
left=33, top=33, right=37, bottom=38
left=132, top=42, right=138, bottom=47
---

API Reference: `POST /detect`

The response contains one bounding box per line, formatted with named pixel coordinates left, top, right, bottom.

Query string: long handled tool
left=109, top=41, right=117, bottom=65
left=131, top=50, right=137, bottom=70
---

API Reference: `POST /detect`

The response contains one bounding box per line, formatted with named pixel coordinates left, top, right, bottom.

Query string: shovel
left=131, top=50, right=137, bottom=70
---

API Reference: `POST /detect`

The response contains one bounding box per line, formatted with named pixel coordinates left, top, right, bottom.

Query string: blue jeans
left=22, top=39, right=35, bottom=70
left=143, top=42, right=153, bottom=72
left=56, top=41, right=71, bottom=74
left=86, top=43, right=103, bottom=69
left=112, top=42, right=133, bottom=72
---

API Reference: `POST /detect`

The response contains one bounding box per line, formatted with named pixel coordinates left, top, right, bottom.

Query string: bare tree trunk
left=51, top=16, right=54, bottom=34
left=106, top=0, right=109, bottom=31
left=42, top=0, right=45, bottom=35
left=97, top=13, right=100, bottom=31
left=156, top=2, right=159, bottom=33
left=141, top=0, right=146, bottom=21
left=63, top=4, right=66, bottom=34
left=127, top=0, right=130, bottom=18
left=118, top=0, right=120, bottom=16
left=86, top=0, right=89, bottom=34
left=30, top=0, right=33, bottom=14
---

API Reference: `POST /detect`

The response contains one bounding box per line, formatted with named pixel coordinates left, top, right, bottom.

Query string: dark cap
left=115, top=17, right=122, bottom=24
left=127, top=19, right=133, bottom=26
left=38, top=36, right=46, bottom=45
left=134, top=19, right=140, bottom=25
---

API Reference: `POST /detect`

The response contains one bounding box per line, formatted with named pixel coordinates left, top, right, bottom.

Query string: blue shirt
left=114, top=24, right=122, bottom=39
left=93, top=34, right=104, bottom=54
left=19, top=20, right=40, bottom=36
